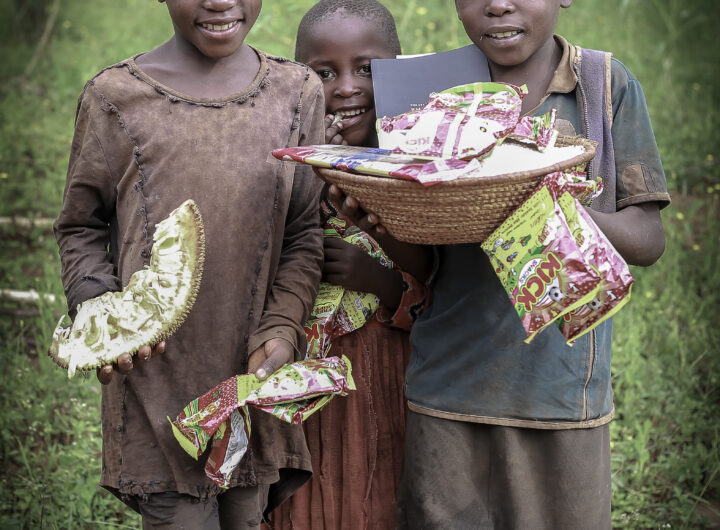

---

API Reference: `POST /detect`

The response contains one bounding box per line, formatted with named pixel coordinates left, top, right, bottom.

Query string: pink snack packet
left=481, top=185, right=602, bottom=342
left=540, top=169, right=604, bottom=206
left=169, top=356, right=355, bottom=487
left=555, top=192, right=634, bottom=344
left=509, top=109, right=559, bottom=151
left=377, top=82, right=526, bottom=160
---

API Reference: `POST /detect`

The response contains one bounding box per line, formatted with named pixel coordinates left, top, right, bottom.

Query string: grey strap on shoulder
left=576, top=47, right=616, bottom=213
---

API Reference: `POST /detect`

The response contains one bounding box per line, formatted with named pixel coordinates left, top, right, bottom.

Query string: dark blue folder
left=371, top=44, right=491, bottom=119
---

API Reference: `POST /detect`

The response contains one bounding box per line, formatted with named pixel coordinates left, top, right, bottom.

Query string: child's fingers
left=96, top=365, right=114, bottom=385
left=116, top=353, right=134, bottom=374
left=324, top=115, right=344, bottom=144
left=323, top=237, right=352, bottom=250
left=328, top=132, right=345, bottom=145
left=254, top=339, right=293, bottom=381
left=327, top=184, right=346, bottom=207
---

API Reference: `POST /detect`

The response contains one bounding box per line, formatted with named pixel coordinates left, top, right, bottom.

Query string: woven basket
left=316, top=135, right=597, bottom=245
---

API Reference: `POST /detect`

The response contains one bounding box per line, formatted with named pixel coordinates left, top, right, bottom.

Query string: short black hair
left=295, top=0, right=402, bottom=62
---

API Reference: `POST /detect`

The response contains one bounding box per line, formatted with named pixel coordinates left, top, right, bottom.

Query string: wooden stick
left=0, top=289, right=57, bottom=305
left=22, top=0, right=62, bottom=79
left=0, top=217, right=54, bottom=229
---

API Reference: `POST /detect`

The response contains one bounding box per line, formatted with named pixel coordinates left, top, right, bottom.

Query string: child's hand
left=324, top=238, right=384, bottom=292
left=248, top=338, right=294, bottom=381
left=327, top=184, right=387, bottom=237
left=324, top=238, right=403, bottom=310
left=324, top=115, right=347, bottom=145
left=96, top=342, right=166, bottom=385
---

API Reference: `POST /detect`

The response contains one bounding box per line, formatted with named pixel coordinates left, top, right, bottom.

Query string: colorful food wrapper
left=481, top=185, right=602, bottom=342
left=509, top=109, right=559, bottom=151
left=540, top=169, right=604, bottom=206
left=272, top=144, right=479, bottom=187
left=305, top=217, right=393, bottom=358
left=555, top=193, right=634, bottom=344
left=169, top=355, right=356, bottom=488
left=377, top=82, right=526, bottom=160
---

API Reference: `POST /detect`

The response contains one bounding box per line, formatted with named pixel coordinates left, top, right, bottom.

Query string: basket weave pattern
left=317, top=135, right=597, bottom=245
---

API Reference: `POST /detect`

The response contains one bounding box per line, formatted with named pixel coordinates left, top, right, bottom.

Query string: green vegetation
left=1, top=0, right=718, bottom=527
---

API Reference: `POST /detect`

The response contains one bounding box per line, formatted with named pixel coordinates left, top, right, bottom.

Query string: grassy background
left=0, top=0, right=718, bottom=527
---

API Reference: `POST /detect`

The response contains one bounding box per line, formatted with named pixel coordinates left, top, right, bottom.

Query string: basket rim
left=316, top=135, right=597, bottom=189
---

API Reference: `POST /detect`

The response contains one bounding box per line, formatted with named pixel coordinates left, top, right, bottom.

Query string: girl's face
left=162, top=0, right=262, bottom=59
left=301, top=15, right=397, bottom=147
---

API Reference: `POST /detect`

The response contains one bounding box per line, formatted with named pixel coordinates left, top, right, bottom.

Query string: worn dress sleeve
left=248, top=80, right=325, bottom=358
left=53, top=83, right=131, bottom=316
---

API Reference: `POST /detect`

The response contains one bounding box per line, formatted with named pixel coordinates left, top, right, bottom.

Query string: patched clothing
left=406, top=36, right=670, bottom=429
left=54, top=49, right=325, bottom=509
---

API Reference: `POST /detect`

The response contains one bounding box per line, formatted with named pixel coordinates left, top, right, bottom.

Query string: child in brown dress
left=53, top=0, right=326, bottom=527
left=268, top=1, right=431, bottom=528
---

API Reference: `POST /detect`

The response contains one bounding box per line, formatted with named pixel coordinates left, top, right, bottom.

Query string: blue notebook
left=371, top=44, right=491, bottom=119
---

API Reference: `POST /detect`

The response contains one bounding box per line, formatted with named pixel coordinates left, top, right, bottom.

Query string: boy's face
left=300, top=14, right=397, bottom=147
left=161, top=0, right=261, bottom=59
left=456, top=0, right=571, bottom=68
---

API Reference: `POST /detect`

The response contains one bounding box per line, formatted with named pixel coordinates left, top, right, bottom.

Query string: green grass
left=1, top=0, right=719, bottom=527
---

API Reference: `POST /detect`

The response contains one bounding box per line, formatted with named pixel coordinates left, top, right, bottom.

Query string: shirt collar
left=546, top=34, right=578, bottom=95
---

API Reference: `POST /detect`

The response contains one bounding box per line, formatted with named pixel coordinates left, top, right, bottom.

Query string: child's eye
left=316, top=69, right=336, bottom=81
left=357, top=64, right=372, bottom=77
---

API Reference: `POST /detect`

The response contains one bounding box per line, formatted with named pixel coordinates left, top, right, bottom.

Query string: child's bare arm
left=585, top=202, right=665, bottom=266
left=326, top=184, right=434, bottom=283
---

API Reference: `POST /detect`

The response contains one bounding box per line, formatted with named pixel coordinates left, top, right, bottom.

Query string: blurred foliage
left=0, top=0, right=719, bottom=527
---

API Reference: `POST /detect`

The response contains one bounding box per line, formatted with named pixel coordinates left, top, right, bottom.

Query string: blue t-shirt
left=406, top=37, right=670, bottom=429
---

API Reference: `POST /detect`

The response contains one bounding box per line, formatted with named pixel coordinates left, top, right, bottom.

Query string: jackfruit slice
left=49, top=199, right=205, bottom=377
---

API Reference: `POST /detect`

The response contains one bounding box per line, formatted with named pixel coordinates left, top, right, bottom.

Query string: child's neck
left=489, top=37, right=562, bottom=116
left=136, top=36, right=261, bottom=100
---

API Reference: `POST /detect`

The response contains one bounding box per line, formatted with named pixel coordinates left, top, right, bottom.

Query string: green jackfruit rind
left=49, top=199, right=205, bottom=377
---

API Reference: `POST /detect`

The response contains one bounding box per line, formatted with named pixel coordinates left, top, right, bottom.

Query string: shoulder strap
left=575, top=47, right=617, bottom=213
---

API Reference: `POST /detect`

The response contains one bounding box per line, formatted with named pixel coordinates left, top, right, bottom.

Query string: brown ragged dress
left=54, top=49, right=326, bottom=512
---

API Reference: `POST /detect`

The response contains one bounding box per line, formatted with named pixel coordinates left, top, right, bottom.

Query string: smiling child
left=267, top=2, right=432, bottom=529
left=53, top=0, right=326, bottom=527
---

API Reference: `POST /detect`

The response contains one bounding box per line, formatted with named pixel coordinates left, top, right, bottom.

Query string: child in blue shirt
left=333, top=0, right=670, bottom=527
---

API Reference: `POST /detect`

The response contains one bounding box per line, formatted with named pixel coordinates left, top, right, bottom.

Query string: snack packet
left=169, top=355, right=356, bottom=487
left=555, top=193, right=634, bottom=344
left=305, top=217, right=393, bottom=358
left=540, top=169, right=604, bottom=206
left=509, top=109, right=558, bottom=151
left=377, top=82, right=526, bottom=160
left=272, top=144, right=479, bottom=186
left=481, top=185, right=602, bottom=342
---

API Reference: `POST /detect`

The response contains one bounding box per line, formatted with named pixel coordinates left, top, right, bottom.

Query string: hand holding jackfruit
left=49, top=200, right=205, bottom=377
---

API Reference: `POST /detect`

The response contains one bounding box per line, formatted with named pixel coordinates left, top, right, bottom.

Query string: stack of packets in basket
left=272, top=80, right=635, bottom=344
left=169, top=216, right=391, bottom=487
left=272, top=82, right=563, bottom=186
left=482, top=172, right=634, bottom=344
left=306, top=214, right=394, bottom=358
left=169, top=356, right=355, bottom=487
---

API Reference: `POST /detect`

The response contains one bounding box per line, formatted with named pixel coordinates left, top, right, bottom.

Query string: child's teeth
left=490, top=31, right=520, bottom=38
left=336, top=108, right=367, bottom=118
left=202, top=21, right=237, bottom=31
